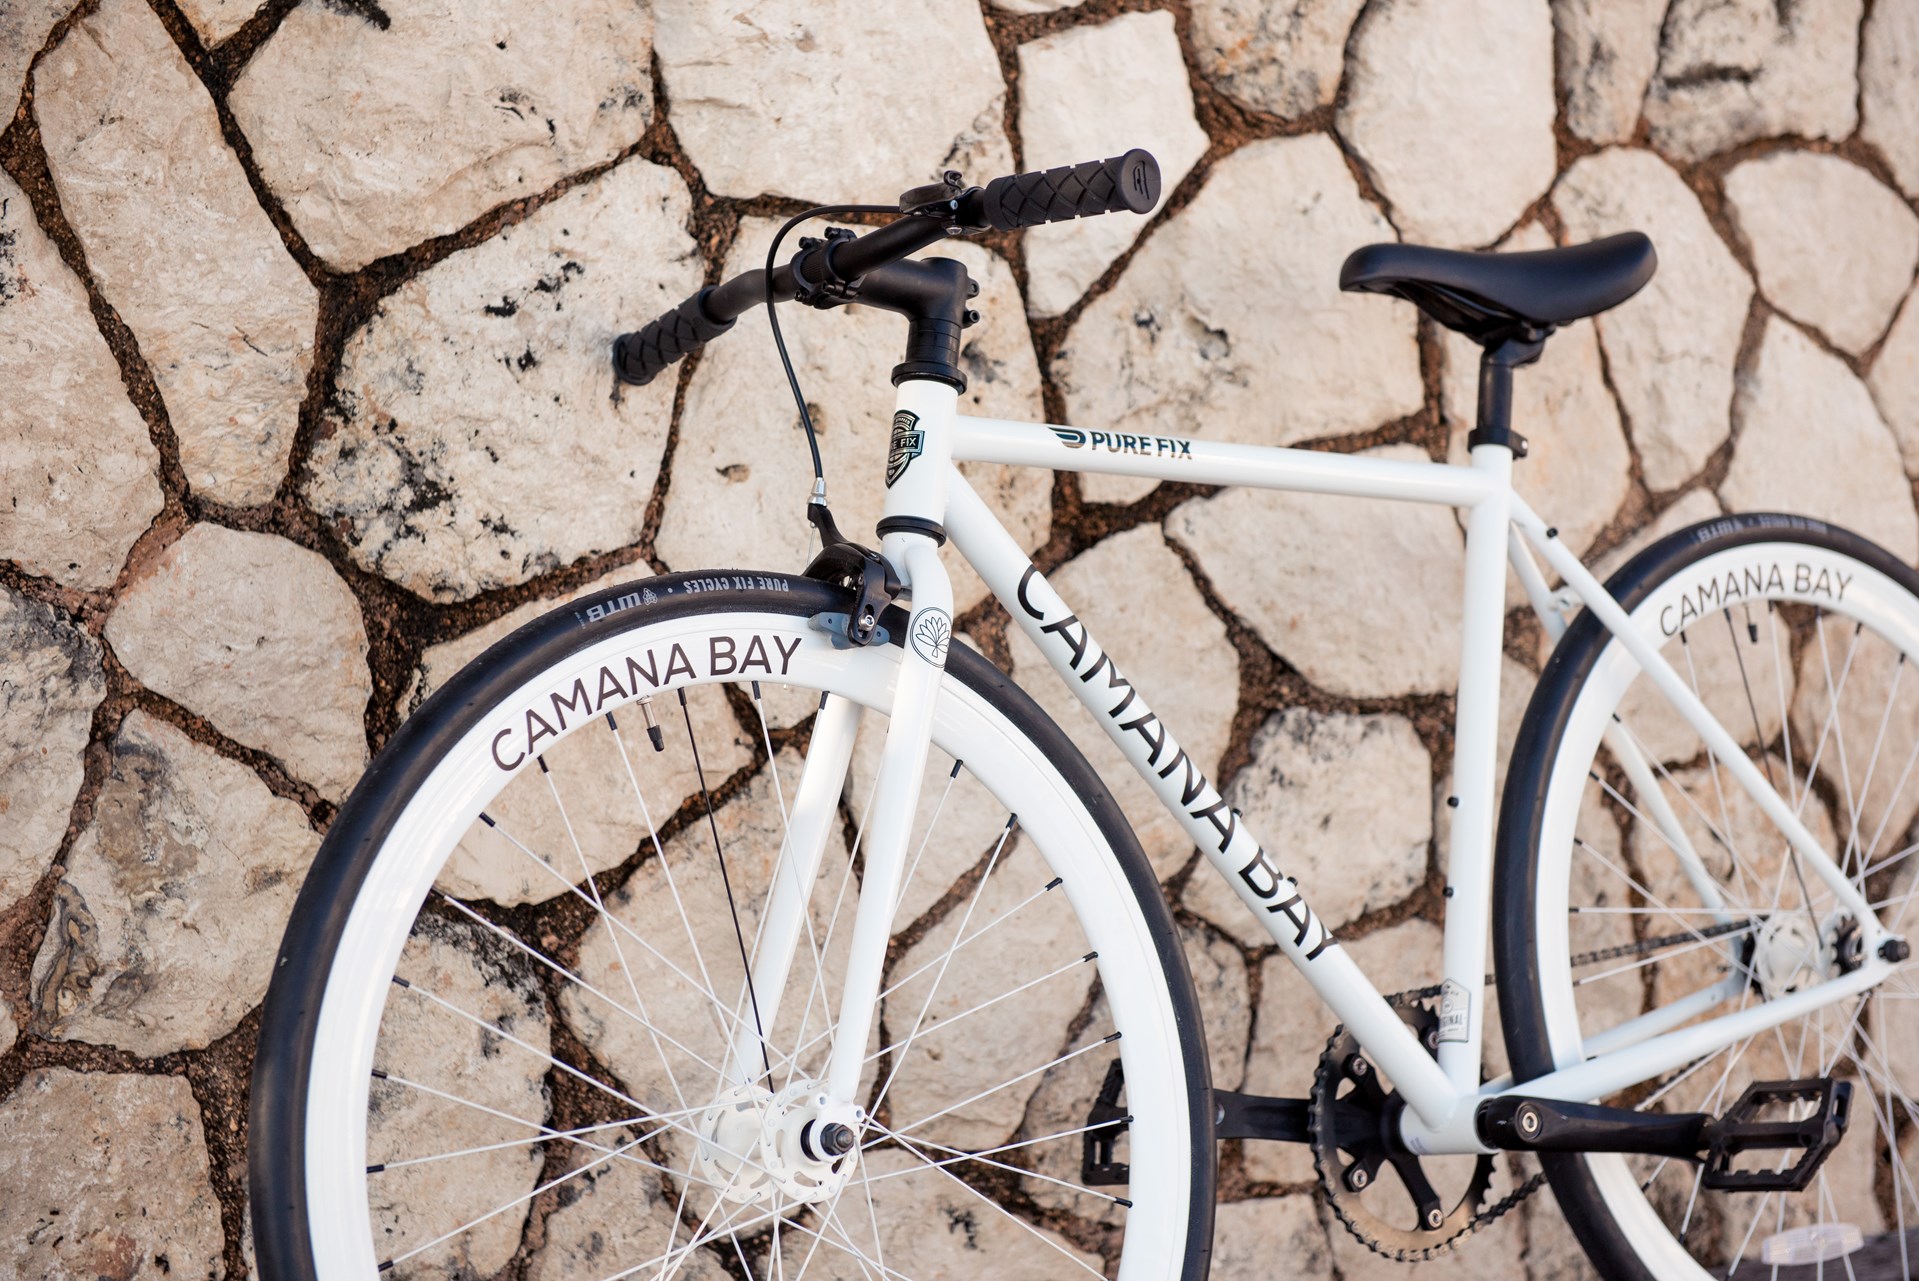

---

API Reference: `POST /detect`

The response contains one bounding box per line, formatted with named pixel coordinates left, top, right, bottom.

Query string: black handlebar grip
left=612, top=288, right=737, bottom=386
left=980, top=149, right=1161, bottom=232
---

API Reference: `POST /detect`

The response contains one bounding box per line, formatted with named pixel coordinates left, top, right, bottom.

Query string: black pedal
left=1082, top=1059, right=1131, bottom=1186
left=1701, top=1079, right=1852, bottom=1194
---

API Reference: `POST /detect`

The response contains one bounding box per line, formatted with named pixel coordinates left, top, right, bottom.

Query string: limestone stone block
left=659, top=220, right=1048, bottom=613
left=368, top=913, right=550, bottom=1277
left=1017, top=992, right=1133, bottom=1225
left=105, top=523, right=372, bottom=801
left=1792, top=624, right=1919, bottom=862
left=1243, top=917, right=1442, bottom=1185
left=1724, top=151, right=1919, bottom=356
left=230, top=0, right=655, bottom=272
left=0, top=1069, right=224, bottom=1280
left=1190, top=0, right=1365, bottom=122
left=37, top=0, right=317, bottom=507
left=1186, top=708, right=1431, bottom=948
left=1015, top=10, right=1209, bottom=317
left=307, top=160, right=697, bottom=603
left=653, top=0, right=1011, bottom=205
left=884, top=836, right=1098, bottom=1150
left=1212, top=1196, right=1333, bottom=1281
left=1182, top=920, right=1252, bottom=1091
left=1869, top=293, right=1919, bottom=474
left=1721, top=319, right=1918, bottom=565
left=1337, top=0, right=1557, bottom=247
left=1168, top=444, right=1465, bottom=699
left=1057, top=134, right=1422, bottom=506
left=0, top=586, right=103, bottom=914
left=175, top=0, right=254, bottom=45
left=29, top=711, right=315, bottom=1055
left=1553, top=148, right=1752, bottom=491
left=1523, top=1184, right=1602, bottom=1280
left=1644, top=0, right=1862, bottom=162
left=0, top=169, right=162, bottom=588
left=845, top=735, right=1015, bottom=931
left=1442, top=226, right=1631, bottom=585
left=1862, top=0, right=1919, bottom=199
left=776, top=1148, right=1100, bottom=1278
left=525, top=1132, right=728, bottom=1281
left=1553, top=0, right=1665, bottom=143
left=1005, top=523, right=1241, bottom=878
left=1, top=1, right=77, bottom=114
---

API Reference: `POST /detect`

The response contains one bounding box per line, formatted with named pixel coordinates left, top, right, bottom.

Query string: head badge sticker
left=887, top=410, right=924, bottom=487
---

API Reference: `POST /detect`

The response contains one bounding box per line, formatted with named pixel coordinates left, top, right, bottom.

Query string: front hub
left=694, top=1080, right=860, bottom=1207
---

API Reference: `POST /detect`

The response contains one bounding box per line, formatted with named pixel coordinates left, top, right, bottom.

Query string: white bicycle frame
left=747, top=376, right=1901, bottom=1159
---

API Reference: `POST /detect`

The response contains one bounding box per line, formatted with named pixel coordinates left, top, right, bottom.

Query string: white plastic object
left=1759, top=1223, right=1864, bottom=1267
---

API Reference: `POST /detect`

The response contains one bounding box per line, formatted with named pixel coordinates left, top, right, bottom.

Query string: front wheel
left=1497, top=514, right=1919, bottom=1280
left=249, top=570, right=1214, bottom=1281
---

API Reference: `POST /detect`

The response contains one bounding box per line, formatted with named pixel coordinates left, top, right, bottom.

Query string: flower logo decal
left=910, top=607, right=951, bottom=665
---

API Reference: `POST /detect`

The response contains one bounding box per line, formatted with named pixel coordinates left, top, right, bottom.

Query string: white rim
left=300, top=610, right=1195, bottom=1279
left=1534, top=541, right=1919, bottom=1278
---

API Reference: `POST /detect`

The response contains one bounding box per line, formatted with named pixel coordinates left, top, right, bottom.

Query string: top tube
left=950, top=414, right=1502, bottom=508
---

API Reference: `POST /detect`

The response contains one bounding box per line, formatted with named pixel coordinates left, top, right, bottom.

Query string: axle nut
left=816, top=1122, right=857, bottom=1157
left=1883, top=938, right=1912, bottom=964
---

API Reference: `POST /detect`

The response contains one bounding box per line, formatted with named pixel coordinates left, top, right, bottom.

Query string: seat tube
left=823, top=377, right=958, bottom=1104
left=1438, top=442, right=1514, bottom=1090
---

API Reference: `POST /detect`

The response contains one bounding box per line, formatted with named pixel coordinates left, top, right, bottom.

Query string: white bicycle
left=250, top=150, right=1919, bottom=1280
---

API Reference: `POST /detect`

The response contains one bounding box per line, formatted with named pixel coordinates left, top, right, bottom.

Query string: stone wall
left=2, top=0, right=1916, bottom=1276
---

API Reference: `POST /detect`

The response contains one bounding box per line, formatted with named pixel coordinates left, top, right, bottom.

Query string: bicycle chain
left=1308, top=987, right=1546, bottom=1262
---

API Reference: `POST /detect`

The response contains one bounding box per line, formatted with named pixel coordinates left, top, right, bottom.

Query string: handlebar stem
left=852, top=256, right=976, bottom=392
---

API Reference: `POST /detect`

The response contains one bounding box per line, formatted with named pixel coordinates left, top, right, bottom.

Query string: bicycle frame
left=783, top=376, right=1900, bottom=1158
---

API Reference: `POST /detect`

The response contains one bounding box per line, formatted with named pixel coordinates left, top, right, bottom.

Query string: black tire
left=250, top=570, right=1215, bottom=1281
left=1495, top=514, right=1919, bottom=1279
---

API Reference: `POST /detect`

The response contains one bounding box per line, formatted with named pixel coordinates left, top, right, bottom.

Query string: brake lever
left=897, top=170, right=984, bottom=234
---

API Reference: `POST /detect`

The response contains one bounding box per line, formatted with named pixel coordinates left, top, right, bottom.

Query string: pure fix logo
left=887, top=410, right=924, bottom=487
left=1049, top=425, right=1194, bottom=461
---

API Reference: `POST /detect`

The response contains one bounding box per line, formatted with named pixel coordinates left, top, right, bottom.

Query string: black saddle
left=1339, top=232, right=1656, bottom=344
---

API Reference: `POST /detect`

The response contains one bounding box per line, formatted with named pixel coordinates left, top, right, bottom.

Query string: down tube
left=942, top=470, right=1459, bottom=1126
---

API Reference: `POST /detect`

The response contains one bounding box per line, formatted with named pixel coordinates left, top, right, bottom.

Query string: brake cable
left=760, top=204, right=899, bottom=490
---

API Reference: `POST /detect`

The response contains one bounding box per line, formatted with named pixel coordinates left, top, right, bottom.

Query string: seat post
left=1471, top=330, right=1549, bottom=457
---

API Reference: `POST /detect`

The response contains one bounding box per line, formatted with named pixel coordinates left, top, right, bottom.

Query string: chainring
left=1308, top=1001, right=1497, bottom=1262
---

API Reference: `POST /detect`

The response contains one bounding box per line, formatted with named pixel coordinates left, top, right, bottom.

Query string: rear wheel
left=1499, top=515, right=1919, bottom=1280
left=249, top=571, right=1214, bottom=1280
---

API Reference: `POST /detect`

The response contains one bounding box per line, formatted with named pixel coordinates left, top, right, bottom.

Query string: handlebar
left=612, top=149, right=1161, bottom=387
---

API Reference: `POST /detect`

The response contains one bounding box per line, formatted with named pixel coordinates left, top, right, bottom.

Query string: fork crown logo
left=909, top=607, right=951, bottom=665
left=887, top=410, right=924, bottom=487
